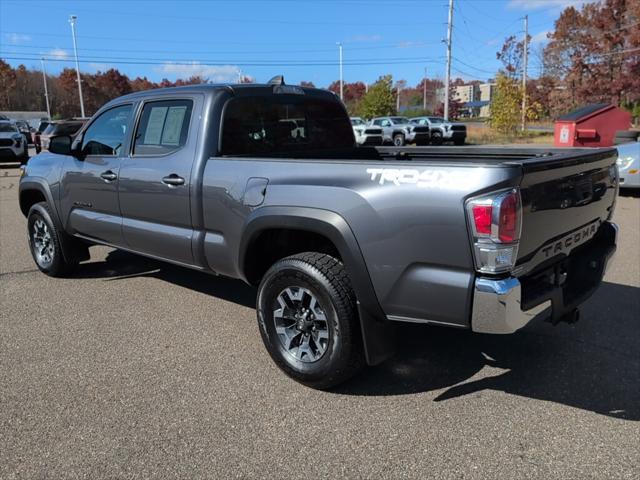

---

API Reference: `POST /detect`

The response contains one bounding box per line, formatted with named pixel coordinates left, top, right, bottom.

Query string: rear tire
left=257, top=252, right=364, bottom=389
left=27, top=202, right=78, bottom=277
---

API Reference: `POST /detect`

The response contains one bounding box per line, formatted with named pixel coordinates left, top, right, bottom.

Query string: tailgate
left=513, top=148, right=617, bottom=276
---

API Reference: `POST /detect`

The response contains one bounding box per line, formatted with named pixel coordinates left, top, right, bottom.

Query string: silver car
left=350, top=117, right=383, bottom=146
left=617, top=139, right=640, bottom=189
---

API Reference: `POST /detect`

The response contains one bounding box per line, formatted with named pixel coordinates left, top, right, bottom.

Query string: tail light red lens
left=497, top=190, right=519, bottom=242
left=472, top=204, right=492, bottom=235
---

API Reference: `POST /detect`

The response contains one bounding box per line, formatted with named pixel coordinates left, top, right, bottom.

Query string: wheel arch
left=239, top=206, right=395, bottom=365
left=19, top=178, right=89, bottom=264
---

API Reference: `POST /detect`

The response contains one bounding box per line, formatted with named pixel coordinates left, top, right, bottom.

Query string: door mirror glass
left=48, top=135, right=73, bottom=155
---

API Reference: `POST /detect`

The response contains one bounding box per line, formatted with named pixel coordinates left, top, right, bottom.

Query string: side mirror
left=48, top=135, right=77, bottom=156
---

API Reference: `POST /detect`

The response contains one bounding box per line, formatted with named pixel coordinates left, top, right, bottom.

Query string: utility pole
left=69, top=15, right=85, bottom=118
left=40, top=58, right=51, bottom=120
left=521, top=14, right=528, bottom=132
left=423, top=67, right=427, bottom=111
left=238, top=68, right=242, bottom=83
left=396, top=84, right=401, bottom=112
left=337, top=42, right=344, bottom=101
left=444, top=0, right=454, bottom=120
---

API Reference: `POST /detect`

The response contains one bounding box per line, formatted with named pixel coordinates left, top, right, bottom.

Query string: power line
left=0, top=54, right=447, bottom=67
left=0, top=41, right=441, bottom=56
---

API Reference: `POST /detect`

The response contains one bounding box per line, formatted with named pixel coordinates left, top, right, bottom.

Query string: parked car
left=19, top=80, right=618, bottom=389
left=410, top=116, right=467, bottom=145
left=0, top=120, right=29, bottom=164
left=616, top=137, right=639, bottom=189
left=32, top=120, right=51, bottom=153
left=350, top=117, right=383, bottom=146
left=39, top=119, right=87, bottom=151
left=14, top=120, right=34, bottom=146
left=370, top=116, right=430, bottom=146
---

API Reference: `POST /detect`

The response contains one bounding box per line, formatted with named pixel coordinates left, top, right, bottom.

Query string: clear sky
left=0, top=0, right=592, bottom=87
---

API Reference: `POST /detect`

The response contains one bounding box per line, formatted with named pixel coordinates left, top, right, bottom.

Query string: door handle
left=100, top=170, right=117, bottom=182
left=162, top=174, right=185, bottom=186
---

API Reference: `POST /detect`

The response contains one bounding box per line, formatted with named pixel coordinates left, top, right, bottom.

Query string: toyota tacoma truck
left=19, top=79, right=619, bottom=389
left=410, top=116, right=467, bottom=145
left=370, top=116, right=430, bottom=146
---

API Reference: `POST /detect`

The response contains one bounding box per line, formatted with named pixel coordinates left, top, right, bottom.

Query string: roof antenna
left=268, top=75, right=285, bottom=86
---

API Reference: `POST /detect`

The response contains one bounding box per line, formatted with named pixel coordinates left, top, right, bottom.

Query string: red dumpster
left=554, top=103, right=632, bottom=147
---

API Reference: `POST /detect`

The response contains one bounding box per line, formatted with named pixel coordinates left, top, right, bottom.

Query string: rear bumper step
left=471, top=221, right=617, bottom=334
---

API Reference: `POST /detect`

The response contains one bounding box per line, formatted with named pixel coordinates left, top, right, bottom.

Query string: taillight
left=466, top=188, right=522, bottom=274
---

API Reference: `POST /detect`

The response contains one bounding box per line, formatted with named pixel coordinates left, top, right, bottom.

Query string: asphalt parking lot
left=1, top=162, right=638, bottom=479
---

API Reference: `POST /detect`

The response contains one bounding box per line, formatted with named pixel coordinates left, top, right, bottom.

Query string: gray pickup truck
left=19, top=79, right=619, bottom=389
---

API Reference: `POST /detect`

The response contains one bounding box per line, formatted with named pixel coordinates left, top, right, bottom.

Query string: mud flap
left=358, top=302, right=396, bottom=365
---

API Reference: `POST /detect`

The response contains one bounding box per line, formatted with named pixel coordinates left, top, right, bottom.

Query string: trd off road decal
left=366, top=168, right=476, bottom=190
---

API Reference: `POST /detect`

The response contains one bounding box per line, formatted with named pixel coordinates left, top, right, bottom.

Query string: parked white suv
left=0, top=121, right=29, bottom=164
left=350, top=117, right=383, bottom=146
left=410, top=116, right=466, bottom=145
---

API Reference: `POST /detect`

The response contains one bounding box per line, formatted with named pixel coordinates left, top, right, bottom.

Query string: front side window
left=220, top=95, right=353, bottom=156
left=82, top=105, right=132, bottom=156
left=133, top=99, right=193, bottom=155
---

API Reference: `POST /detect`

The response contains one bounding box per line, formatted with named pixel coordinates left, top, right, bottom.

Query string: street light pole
left=423, top=67, right=427, bottom=111
left=69, top=15, right=85, bottom=118
left=444, top=0, right=454, bottom=120
left=337, top=42, right=344, bottom=101
left=521, top=14, right=528, bottom=132
left=40, top=58, right=51, bottom=120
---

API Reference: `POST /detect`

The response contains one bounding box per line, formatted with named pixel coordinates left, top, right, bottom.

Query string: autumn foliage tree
left=357, top=75, right=395, bottom=118
left=543, top=0, right=640, bottom=116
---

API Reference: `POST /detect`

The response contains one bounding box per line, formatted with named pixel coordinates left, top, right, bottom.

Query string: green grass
left=466, top=125, right=554, bottom=145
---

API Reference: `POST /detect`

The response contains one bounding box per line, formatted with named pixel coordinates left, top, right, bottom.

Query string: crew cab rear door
left=118, top=95, right=202, bottom=265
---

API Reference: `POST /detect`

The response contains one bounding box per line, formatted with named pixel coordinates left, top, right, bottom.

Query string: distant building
left=435, top=83, right=496, bottom=118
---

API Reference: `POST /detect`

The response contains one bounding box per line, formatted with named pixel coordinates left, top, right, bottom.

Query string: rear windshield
left=220, top=95, right=354, bottom=156
left=53, top=122, right=84, bottom=136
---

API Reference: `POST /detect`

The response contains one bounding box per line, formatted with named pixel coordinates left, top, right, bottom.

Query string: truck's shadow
left=76, top=250, right=639, bottom=420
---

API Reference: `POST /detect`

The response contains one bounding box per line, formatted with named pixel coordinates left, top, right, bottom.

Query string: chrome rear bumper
left=471, top=221, right=617, bottom=334
left=471, top=277, right=551, bottom=334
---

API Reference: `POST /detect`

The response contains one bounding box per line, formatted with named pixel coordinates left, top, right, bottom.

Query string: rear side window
left=55, top=122, right=84, bottom=136
left=221, top=95, right=353, bottom=156
left=133, top=99, right=193, bottom=155
left=81, top=105, right=132, bottom=156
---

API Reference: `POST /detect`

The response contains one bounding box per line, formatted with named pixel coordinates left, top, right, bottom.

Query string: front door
left=59, top=104, right=134, bottom=245
left=118, top=97, right=198, bottom=265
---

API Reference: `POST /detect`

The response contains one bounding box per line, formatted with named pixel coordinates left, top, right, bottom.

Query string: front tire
left=431, top=131, right=443, bottom=145
left=393, top=133, right=405, bottom=146
left=27, top=202, right=78, bottom=276
left=257, top=252, right=364, bottom=389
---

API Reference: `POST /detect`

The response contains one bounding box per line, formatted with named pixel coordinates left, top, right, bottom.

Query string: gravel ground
left=1, top=163, right=638, bottom=479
